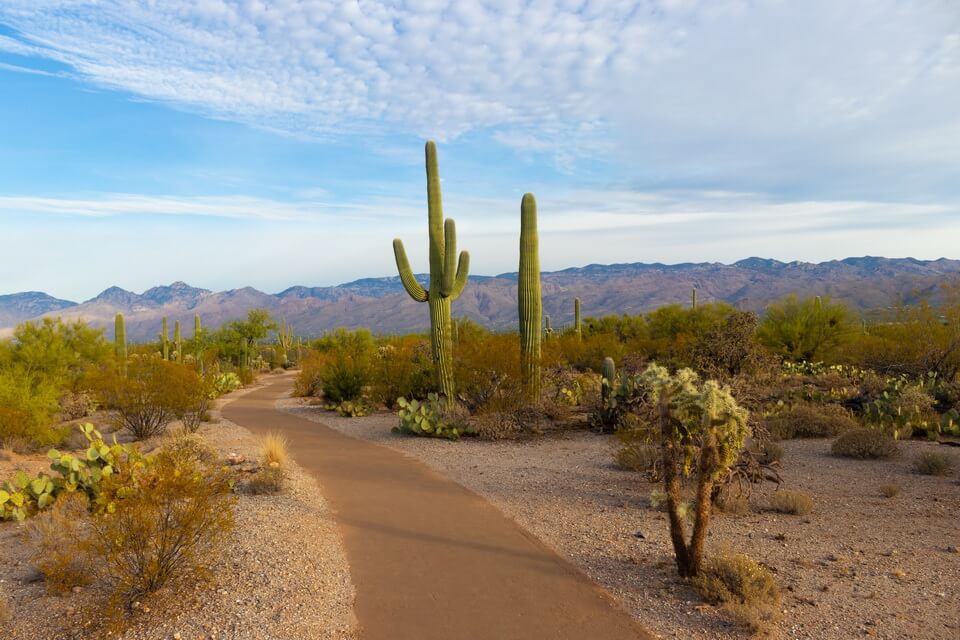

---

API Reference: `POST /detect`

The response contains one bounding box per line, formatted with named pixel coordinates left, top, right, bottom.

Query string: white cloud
left=0, top=1, right=955, bottom=191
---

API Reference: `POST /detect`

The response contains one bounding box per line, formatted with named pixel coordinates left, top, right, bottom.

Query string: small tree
left=640, top=364, right=749, bottom=577
left=757, top=294, right=849, bottom=361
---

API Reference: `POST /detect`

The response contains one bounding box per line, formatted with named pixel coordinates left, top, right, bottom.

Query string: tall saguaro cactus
left=114, top=313, right=127, bottom=376
left=544, top=315, right=553, bottom=339
left=691, top=287, right=698, bottom=311
left=519, top=193, right=542, bottom=400
left=393, top=141, right=470, bottom=402
left=194, top=314, right=204, bottom=372
left=174, top=320, right=182, bottom=363
left=574, top=297, right=582, bottom=339
left=276, top=319, right=294, bottom=364
left=160, top=317, right=169, bottom=360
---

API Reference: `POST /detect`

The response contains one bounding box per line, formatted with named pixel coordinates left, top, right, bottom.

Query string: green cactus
left=574, top=297, right=582, bottom=339
left=174, top=320, right=182, bottom=363
left=544, top=315, right=553, bottom=339
left=114, top=313, right=127, bottom=376
left=160, top=317, right=170, bottom=360
left=519, top=193, right=542, bottom=400
left=692, top=287, right=698, bottom=310
left=276, top=319, right=294, bottom=364
left=194, top=314, right=204, bottom=370
left=601, top=357, right=616, bottom=403
left=392, top=141, right=470, bottom=402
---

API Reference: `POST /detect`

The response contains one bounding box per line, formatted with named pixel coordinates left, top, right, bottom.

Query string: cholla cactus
left=639, top=363, right=749, bottom=577
left=392, top=141, right=470, bottom=402
left=519, top=193, right=542, bottom=400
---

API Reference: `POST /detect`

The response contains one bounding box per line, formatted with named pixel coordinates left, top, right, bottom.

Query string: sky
left=0, top=0, right=958, bottom=301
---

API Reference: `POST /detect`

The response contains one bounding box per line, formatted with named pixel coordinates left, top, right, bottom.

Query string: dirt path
left=222, top=376, right=653, bottom=640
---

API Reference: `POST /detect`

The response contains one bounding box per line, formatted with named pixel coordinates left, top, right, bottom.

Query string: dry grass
left=0, top=588, right=10, bottom=625
left=878, top=483, right=900, bottom=498
left=768, top=490, right=814, bottom=515
left=25, top=492, right=95, bottom=594
left=694, top=553, right=781, bottom=635
left=248, top=466, right=287, bottom=495
left=261, top=431, right=289, bottom=468
left=831, top=429, right=898, bottom=459
left=913, top=451, right=952, bottom=476
left=766, top=403, right=859, bottom=440
left=716, top=493, right=752, bottom=515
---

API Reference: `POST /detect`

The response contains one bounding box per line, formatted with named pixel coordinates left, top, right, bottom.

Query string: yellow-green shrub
left=694, top=553, right=781, bottom=634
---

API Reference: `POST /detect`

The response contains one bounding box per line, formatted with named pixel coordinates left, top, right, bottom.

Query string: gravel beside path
left=281, top=397, right=960, bottom=640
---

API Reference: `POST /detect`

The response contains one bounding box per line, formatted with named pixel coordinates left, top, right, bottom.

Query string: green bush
left=370, top=337, right=434, bottom=408
left=765, top=403, right=859, bottom=440
left=831, top=429, right=898, bottom=459
left=757, top=294, right=850, bottom=362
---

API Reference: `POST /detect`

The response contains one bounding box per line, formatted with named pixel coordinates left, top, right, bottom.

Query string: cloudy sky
left=0, top=0, right=958, bottom=300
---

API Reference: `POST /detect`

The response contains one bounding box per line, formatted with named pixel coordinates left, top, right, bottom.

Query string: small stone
left=947, top=545, right=958, bottom=554
left=633, top=531, right=646, bottom=539
left=72, top=585, right=83, bottom=593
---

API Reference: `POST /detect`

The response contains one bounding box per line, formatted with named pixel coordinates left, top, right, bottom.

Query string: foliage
left=765, top=403, right=859, bottom=440
left=261, top=431, right=288, bottom=468
left=757, top=294, right=850, bottom=361
left=293, top=351, right=325, bottom=397
left=209, top=308, right=276, bottom=367
left=691, top=311, right=771, bottom=379
left=369, top=337, right=435, bottom=407
left=395, top=394, right=474, bottom=440
left=0, top=370, right=65, bottom=447
left=311, top=329, right=375, bottom=403
left=913, top=451, right=952, bottom=476
left=88, top=443, right=235, bottom=607
left=767, top=490, right=814, bottom=515
left=95, top=357, right=208, bottom=439
left=327, top=399, right=369, bottom=417
left=0, top=422, right=144, bottom=521
left=26, top=492, right=94, bottom=593
left=831, top=429, right=898, bottom=459
left=454, top=330, right=523, bottom=414
left=694, top=553, right=781, bottom=635
left=210, top=371, right=243, bottom=398
left=863, top=379, right=937, bottom=440
left=248, top=464, right=286, bottom=495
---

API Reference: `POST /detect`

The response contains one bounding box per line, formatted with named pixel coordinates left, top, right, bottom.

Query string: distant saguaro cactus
left=519, top=193, right=542, bottom=400
left=544, top=315, right=553, bottom=339
left=276, top=319, right=294, bottom=364
left=392, top=141, right=470, bottom=402
left=174, top=320, right=182, bottom=363
left=601, top=357, right=616, bottom=404
left=114, top=313, right=127, bottom=376
left=160, top=316, right=169, bottom=360
left=691, top=287, right=698, bottom=311
left=574, top=297, right=582, bottom=339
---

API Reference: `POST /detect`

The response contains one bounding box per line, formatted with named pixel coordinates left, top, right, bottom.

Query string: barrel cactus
left=392, top=141, right=470, bottom=402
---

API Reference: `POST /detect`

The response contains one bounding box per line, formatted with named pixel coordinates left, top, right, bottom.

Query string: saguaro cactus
left=393, top=141, right=470, bottom=402
left=114, top=313, right=127, bottom=376
left=519, top=193, right=542, bottom=400
left=160, top=317, right=169, bottom=360
left=276, top=319, right=294, bottom=364
left=174, top=320, right=182, bottom=363
left=544, top=315, right=553, bottom=339
left=601, top=357, right=616, bottom=403
left=691, top=288, right=698, bottom=311
left=574, top=297, right=582, bottom=339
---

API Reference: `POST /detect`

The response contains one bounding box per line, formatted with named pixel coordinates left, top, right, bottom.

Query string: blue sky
left=0, top=1, right=958, bottom=301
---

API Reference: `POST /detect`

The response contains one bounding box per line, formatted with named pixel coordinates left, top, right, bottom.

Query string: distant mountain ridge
left=2, top=257, right=959, bottom=340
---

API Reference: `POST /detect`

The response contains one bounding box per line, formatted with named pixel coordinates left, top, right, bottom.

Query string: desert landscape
left=1, top=2, right=958, bottom=639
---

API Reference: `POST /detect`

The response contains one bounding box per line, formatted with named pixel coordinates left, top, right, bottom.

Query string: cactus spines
left=519, top=192, right=542, bottom=400
left=691, top=287, right=698, bottom=310
left=392, top=141, right=470, bottom=402
left=114, top=313, right=127, bottom=376
left=160, top=316, right=169, bottom=360
left=574, top=297, right=582, bottom=339
left=601, top=357, right=616, bottom=403
left=174, top=320, right=182, bottom=363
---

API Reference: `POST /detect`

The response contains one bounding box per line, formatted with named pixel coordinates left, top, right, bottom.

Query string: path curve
left=223, top=376, right=653, bottom=640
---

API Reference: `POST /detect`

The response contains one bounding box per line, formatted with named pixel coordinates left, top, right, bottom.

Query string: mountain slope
left=2, top=257, right=959, bottom=340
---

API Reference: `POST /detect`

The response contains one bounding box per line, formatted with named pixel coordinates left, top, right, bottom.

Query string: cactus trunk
left=544, top=315, right=553, bottom=339
left=519, top=193, right=541, bottom=400
left=392, top=141, right=470, bottom=403
left=692, top=288, right=697, bottom=310
left=174, top=320, right=182, bottom=363
left=601, top=357, right=616, bottom=403
left=160, top=317, right=169, bottom=360
left=114, top=313, right=127, bottom=376
left=574, top=297, right=582, bottom=339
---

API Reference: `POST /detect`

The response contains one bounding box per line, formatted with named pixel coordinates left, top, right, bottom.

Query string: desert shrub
left=691, top=311, right=772, bottom=379
left=58, top=390, right=97, bottom=421
left=913, top=451, right=952, bottom=476
left=879, top=483, right=900, bottom=498
left=248, top=465, right=285, bottom=495
left=94, top=357, right=205, bottom=439
left=715, top=492, right=752, bottom=515
left=90, top=445, right=235, bottom=606
left=294, top=352, right=325, bottom=397
left=0, top=369, right=66, bottom=447
left=694, top=553, right=781, bottom=634
left=162, top=430, right=218, bottom=466
left=759, top=441, right=784, bottom=464
left=765, top=403, right=858, bottom=440
left=864, top=381, right=937, bottom=440
left=327, top=399, right=369, bottom=417
left=469, top=404, right=551, bottom=440
left=614, top=427, right=660, bottom=479
left=757, top=294, right=850, bottom=362
left=322, top=350, right=372, bottom=403
left=26, top=492, right=94, bottom=593
left=767, top=490, right=814, bottom=515
left=831, top=428, right=898, bottom=459
left=237, top=367, right=257, bottom=386
left=454, top=331, right=523, bottom=413
left=174, top=373, right=212, bottom=433
left=209, top=308, right=276, bottom=368
left=261, top=432, right=288, bottom=467
left=395, top=394, right=474, bottom=440
left=370, top=337, right=434, bottom=408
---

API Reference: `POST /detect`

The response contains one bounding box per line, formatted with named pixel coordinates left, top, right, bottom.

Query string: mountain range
left=2, top=257, right=959, bottom=341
